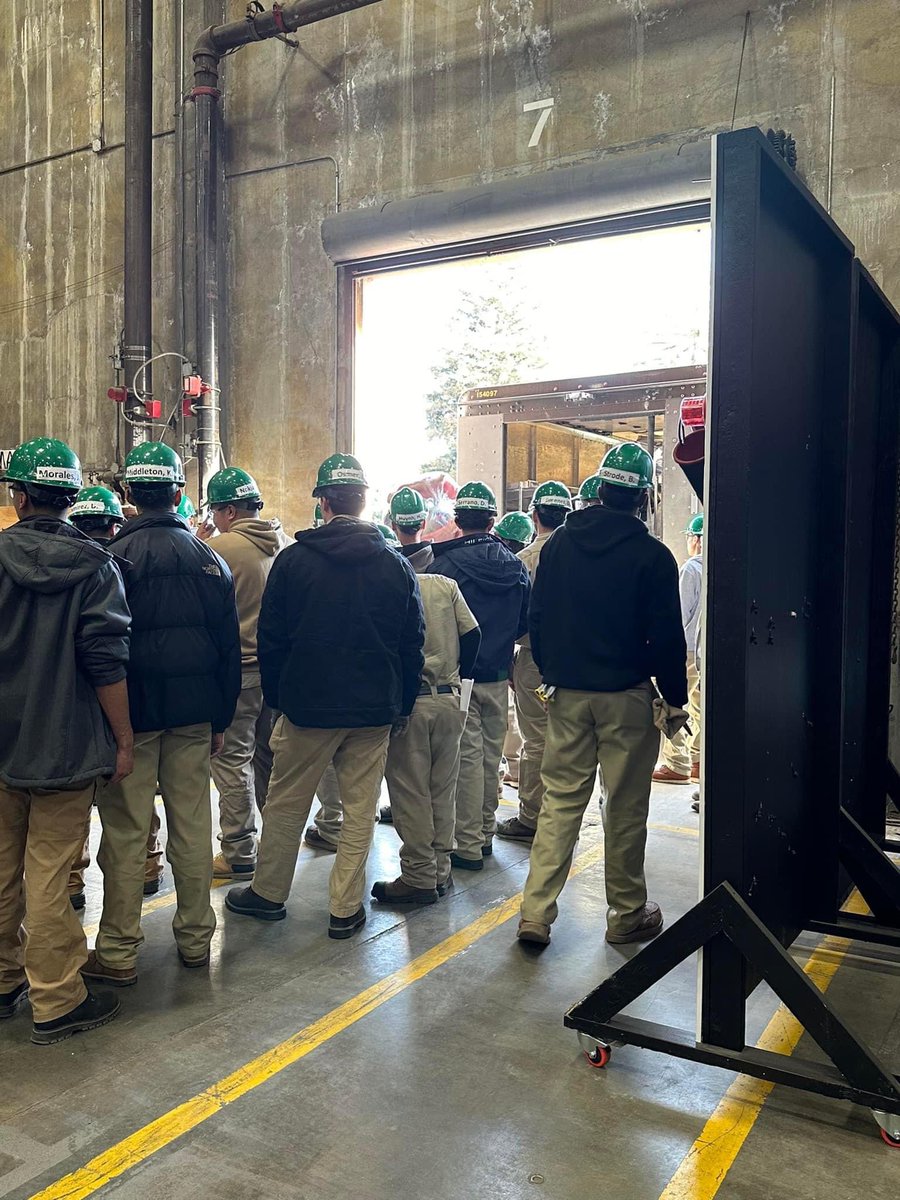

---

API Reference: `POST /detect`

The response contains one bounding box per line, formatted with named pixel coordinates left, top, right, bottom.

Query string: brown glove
left=652, top=698, right=691, bottom=740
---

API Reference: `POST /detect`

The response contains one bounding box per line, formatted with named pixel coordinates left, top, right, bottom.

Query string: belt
left=418, top=684, right=457, bottom=696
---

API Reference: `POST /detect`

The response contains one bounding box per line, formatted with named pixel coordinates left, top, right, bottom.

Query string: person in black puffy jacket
left=85, top=444, right=241, bottom=986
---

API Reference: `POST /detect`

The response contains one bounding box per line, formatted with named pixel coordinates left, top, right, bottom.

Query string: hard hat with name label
left=455, top=480, right=498, bottom=514
left=70, top=486, right=124, bottom=521
left=578, top=474, right=603, bottom=502
left=207, top=467, right=261, bottom=506
left=684, top=513, right=704, bottom=536
left=531, top=480, right=573, bottom=510
left=313, top=453, right=368, bottom=496
left=123, top=441, right=186, bottom=486
left=495, top=511, right=535, bottom=544
left=375, top=522, right=400, bottom=545
left=4, top=437, right=82, bottom=491
left=597, top=443, right=654, bottom=490
left=389, top=486, right=427, bottom=527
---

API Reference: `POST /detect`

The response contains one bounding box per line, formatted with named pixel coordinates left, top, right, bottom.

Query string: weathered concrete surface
left=1, top=0, right=900, bottom=525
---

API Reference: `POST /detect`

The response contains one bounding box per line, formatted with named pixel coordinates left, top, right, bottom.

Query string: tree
left=421, top=286, right=546, bottom=475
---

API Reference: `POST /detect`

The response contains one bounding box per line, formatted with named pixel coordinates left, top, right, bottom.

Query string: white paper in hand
left=459, top=679, right=474, bottom=714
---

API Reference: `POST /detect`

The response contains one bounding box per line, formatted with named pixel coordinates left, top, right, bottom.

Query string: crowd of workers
left=0, top=432, right=699, bottom=1045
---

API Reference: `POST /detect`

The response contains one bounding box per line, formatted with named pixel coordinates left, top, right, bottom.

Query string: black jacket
left=109, top=514, right=241, bottom=733
left=529, top=506, right=688, bottom=706
left=258, top=517, right=425, bottom=728
left=427, top=534, right=530, bottom=683
left=0, top=518, right=131, bottom=789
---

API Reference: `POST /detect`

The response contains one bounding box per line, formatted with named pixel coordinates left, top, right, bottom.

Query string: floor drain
left=528, top=1175, right=545, bottom=1185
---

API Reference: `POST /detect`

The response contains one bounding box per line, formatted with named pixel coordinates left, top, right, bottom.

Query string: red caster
left=880, top=1128, right=900, bottom=1149
left=584, top=1043, right=611, bottom=1069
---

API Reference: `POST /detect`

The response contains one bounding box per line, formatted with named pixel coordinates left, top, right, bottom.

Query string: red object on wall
left=108, top=386, right=127, bottom=404
left=183, top=375, right=204, bottom=398
left=680, top=396, right=707, bottom=428
left=144, top=400, right=162, bottom=419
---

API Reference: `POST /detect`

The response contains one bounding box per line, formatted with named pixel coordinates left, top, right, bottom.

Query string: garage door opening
left=352, top=221, right=710, bottom=552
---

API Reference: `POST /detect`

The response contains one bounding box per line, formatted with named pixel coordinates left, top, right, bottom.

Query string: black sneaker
left=328, top=906, right=367, bottom=939
left=496, top=817, right=536, bottom=841
left=450, top=851, right=483, bottom=872
left=0, top=981, right=29, bottom=1020
left=143, top=876, right=162, bottom=897
left=69, top=891, right=86, bottom=911
left=436, top=875, right=454, bottom=897
left=224, top=886, right=286, bottom=921
left=379, top=805, right=393, bottom=825
left=31, top=989, right=120, bottom=1045
left=482, top=841, right=493, bottom=857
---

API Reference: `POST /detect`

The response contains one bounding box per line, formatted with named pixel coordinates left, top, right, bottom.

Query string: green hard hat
left=597, top=443, right=653, bottom=490
left=207, top=466, right=261, bottom=506
left=455, top=480, right=498, bottom=514
left=124, top=441, right=186, bottom=485
left=578, top=474, right=604, bottom=502
left=4, top=436, right=82, bottom=491
left=70, top=486, right=124, bottom=521
left=375, top=522, right=400, bottom=545
left=495, top=511, right=535, bottom=544
left=685, top=513, right=704, bottom=536
left=532, top=480, right=573, bottom=510
left=313, top=452, right=368, bottom=496
left=390, top=486, right=427, bottom=527
left=177, top=494, right=197, bottom=520
left=313, top=504, right=325, bottom=528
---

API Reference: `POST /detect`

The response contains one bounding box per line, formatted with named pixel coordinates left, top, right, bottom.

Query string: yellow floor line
left=31, top=843, right=607, bottom=1200
left=658, top=890, right=870, bottom=1200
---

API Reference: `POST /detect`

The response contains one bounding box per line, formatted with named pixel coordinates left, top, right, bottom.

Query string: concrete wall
left=2, top=0, right=899, bottom=532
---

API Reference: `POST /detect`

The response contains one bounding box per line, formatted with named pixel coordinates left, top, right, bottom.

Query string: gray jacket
left=0, top=517, right=131, bottom=789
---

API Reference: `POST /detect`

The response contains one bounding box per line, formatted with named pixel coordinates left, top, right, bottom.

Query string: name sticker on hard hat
left=234, top=483, right=256, bottom=496
left=125, top=463, right=176, bottom=480
left=35, top=466, right=81, bottom=485
left=599, top=467, right=641, bottom=486
left=71, top=500, right=106, bottom=515
left=330, top=467, right=365, bottom=484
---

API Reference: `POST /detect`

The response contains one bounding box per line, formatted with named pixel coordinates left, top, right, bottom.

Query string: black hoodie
left=0, top=517, right=130, bottom=788
left=427, top=533, right=530, bottom=683
left=258, top=517, right=425, bottom=728
left=529, top=506, right=687, bottom=705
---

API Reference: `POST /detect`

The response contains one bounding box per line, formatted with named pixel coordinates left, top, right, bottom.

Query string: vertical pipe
left=123, top=0, right=154, bottom=451
left=192, top=43, right=222, bottom=499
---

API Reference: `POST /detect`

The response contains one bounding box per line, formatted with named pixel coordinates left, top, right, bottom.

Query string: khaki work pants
left=512, top=646, right=548, bottom=829
left=253, top=718, right=390, bottom=918
left=253, top=713, right=343, bottom=847
left=455, top=679, right=509, bottom=861
left=97, top=724, right=216, bottom=967
left=521, top=685, right=659, bottom=936
left=0, top=782, right=94, bottom=1021
left=502, top=689, right=522, bottom=783
left=69, top=807, right=163, bottom=895
left=385, top=693, right=466, bottom=889
left=210, top=673, right=274, bottom=866
left=662, top=654, right=701, bottom=775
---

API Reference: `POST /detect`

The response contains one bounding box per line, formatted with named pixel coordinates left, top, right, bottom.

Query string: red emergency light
left=680, top=396, right=706, bottom=428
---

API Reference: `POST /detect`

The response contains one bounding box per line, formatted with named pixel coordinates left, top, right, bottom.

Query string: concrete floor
left=1, top=784, right=899, bottom=1200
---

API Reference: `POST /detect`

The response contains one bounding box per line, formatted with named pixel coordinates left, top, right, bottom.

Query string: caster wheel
left=585, top=1043, right=611, bottom=1069
left=880, top=1128, right=900, bottom=1148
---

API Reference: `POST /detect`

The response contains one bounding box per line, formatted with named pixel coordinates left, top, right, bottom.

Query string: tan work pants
left=210, top=673, right=273, bottom=866
left=502, top=688, right=522, bottom=783
left=512, top=646, right=548, bottom=829
left=69, top=806, right=163, bottom=895
left=521, top=685, right=658, bottom=936
left=313, top=763, right=343, bottom=846
left=253, top=718, right=390, bottom=918
left=455, top=679, right=509, bottom=860
left=0, top=782, right=94, bottom=1021
left=96, top=724, right=216, bottom=967
left=662, top=655, right=701, bottom=775
left=385, top=693, right=466, bottom=889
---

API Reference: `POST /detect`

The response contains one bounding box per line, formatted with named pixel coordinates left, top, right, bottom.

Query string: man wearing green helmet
left=0, top=438, right=131, bottom=1042
left=388, top=486, right=433, bottom=572
left=654, top=514, right=704, bottom=799
left=497, top=481, right=573, bottom=843
left=426, top=481, right=531, bottom=869
left=225, top=453, right=425, bottom=940
left=200, top=467, right=293, bottom=880
left=518, top=442, right=687, bottom=949
left=84, top=442, right=241, bottom=984
left=494, top=511, right=535, bottom=554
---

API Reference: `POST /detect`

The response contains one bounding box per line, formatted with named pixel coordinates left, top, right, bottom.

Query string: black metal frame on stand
left=565, top=128, right=900, bottom=1144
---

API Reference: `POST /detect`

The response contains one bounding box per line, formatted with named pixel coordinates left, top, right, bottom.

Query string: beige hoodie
left=212, top=518, right=293, bottom=670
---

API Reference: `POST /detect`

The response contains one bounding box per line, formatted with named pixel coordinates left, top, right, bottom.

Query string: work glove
left=391, top=717, right=410, bottom=739
left=652, top=698, right=691, bottom=740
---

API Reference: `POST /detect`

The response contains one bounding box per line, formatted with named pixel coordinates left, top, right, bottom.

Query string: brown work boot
left=81, top=950, right=138, bottom=987
left=304, top=827, right=338, bottom=853
left=213, top=852, right=255, bottom=880
left=691, top=762, right=700, bottom=781
left=496, top=816, right=536, bottom=841
left=605, top=902, right=664, bottom=945
left=371, top=878, right=438, bottom=906
left=517, top=920, right=551, bottom=946
left=652, top=765, right=691, bottom=785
